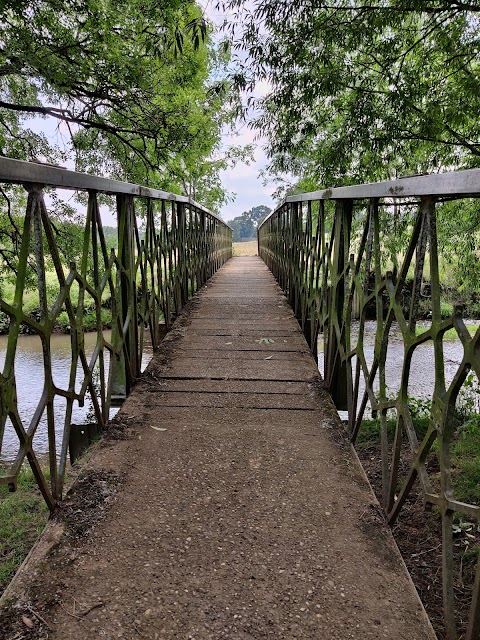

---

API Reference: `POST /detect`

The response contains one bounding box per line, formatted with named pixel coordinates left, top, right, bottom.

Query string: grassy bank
left=357, top=409, right=480, bottom=505
left=415, top=323, right=480, bottom=341
left=0, top=468, right=49, bottom=594
left=356, top=406, right=479, bottom=638
left=0, top=271, right=113, bottom=335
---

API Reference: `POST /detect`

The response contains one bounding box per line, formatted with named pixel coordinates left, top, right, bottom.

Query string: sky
left=201, top=0, right=277, bottom=222
left=31, top=110, right=277, bottom=225
left=219, top=123, right=275, bottom=222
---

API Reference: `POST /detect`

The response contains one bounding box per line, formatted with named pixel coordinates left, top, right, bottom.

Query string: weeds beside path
left=0, top=470, right=49, bottom=594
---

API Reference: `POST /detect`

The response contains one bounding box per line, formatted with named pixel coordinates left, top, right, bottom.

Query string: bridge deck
left=3, top=257, right=435, bottom=639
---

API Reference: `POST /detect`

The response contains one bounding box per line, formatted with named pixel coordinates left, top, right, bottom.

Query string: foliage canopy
left=222, top=0, right=480, bottom=188
left=0, top=0, right=238, bottom=208
left=229, top=204, right=271, bottom=241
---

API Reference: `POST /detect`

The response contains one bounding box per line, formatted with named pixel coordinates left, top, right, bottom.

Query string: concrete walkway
left=1, top=257, right=435, bottom=639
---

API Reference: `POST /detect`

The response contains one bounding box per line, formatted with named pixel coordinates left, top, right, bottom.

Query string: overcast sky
left=202, top=0, right=278, bottom=222
left=219, top=123, right=275, bottom=222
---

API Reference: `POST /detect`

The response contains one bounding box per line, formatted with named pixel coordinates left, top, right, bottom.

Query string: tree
left=222, top=1, right=480, bottom=188
left=0, top=0, right=237, bottom=204
left=0, top=0, right=247, bottom=311
left=230, top=204, right=271, bottom=241
left=163, top=142, right=254, bottom=211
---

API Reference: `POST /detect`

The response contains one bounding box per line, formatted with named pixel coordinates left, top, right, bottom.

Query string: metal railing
left=258, top=169, right=480, bottom=640
left=0, top=157, right=232, bottom=509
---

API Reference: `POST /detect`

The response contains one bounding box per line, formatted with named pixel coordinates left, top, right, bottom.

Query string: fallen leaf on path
left=225, top=342, right=233, bottom=345
left=150, top=426, right=167, bottom=431
left=22, top=616, right=34, bottom=629
left=265, top=355, right=273, bottom=360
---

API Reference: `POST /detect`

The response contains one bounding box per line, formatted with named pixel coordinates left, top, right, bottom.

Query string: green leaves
left=184, top=17, right=208, bottom=51
left=0, top=0, right=237, bottom=201
left=224, top=1, right=480, bottom=187
left=230, top=204, right=271, bottom=241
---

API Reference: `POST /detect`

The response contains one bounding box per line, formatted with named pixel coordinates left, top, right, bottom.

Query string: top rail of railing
left=0, top=156, right=224, bottom=221
left=259, top=167, right=480, bottom=228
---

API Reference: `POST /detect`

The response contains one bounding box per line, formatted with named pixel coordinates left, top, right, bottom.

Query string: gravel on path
left=0, top=257, right=436, bottom=640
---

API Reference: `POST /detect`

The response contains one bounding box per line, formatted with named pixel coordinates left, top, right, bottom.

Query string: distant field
left=233, top=241, right=257, bottom=256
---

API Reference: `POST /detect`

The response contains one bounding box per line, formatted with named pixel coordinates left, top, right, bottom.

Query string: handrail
left=257, top=168, right=480, bottom=640
left=259, top=167, right=480, bottom=229
left=0, top=156, right=224, bottom=220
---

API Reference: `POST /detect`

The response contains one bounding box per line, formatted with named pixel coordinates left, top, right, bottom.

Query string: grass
left=0, top=467, right=50, bottom=594
left=449, top=416, right=480, bottom=504
left=233, top=241, right=258, bottom=256
left=57, top=307, right=112, bottom=332
left=357, top=409, right=480, bottom=506
left=1, top=269, right=113, bottom=312
left=444, top=324, right=479, bottom=340
left=415, top=323, right=479, bottom=341
left=1, top=270, right=114, bottom=334
left=355, top=417, right=397, bottom=451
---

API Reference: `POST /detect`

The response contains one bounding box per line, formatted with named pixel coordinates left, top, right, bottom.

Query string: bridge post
left=325, top=199, right=352, bottom=410
left=159, top=200, right=173, bottom=329
left=467, top=553, right=480, bottom=639
left=199, top=209, right=207, bottom=284
left=111, top=194, right=139, bottom=402
left=288, top=202, right=301, bottom=317
left=177, top=202, right=189, bottom=307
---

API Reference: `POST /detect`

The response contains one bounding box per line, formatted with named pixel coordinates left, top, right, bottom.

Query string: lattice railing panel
left=0, top=158, right=231, bottom=510
left=258, top=171, right=480, bottom=640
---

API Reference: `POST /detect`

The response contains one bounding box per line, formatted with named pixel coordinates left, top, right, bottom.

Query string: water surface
left=0, top=331, right=152, bottom=464
left=1, top=320, right=475, bottom=463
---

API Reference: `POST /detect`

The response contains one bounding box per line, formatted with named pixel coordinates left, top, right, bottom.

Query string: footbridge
left=1, top=157, right=480, bottom=639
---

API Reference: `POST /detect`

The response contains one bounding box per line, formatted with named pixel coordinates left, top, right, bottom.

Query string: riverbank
left=0, top=469, right=49, bottom=594
left=0, top=305, right=112, bottom=336
left=356, top=411, right=480, bottom=639
left=0, top=271, right=114, bottom=336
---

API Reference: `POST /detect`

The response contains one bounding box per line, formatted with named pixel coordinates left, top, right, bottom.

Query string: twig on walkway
left=27, top=607, right=53, bottom=630
left=60, top=602, right=83, bottom=621
left=80, top=602, right=104, bottom=617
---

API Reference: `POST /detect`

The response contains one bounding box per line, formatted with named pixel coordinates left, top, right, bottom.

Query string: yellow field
left=233, top=241, right=258, bottom=256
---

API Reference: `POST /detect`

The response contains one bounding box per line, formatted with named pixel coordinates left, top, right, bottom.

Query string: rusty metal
left=0, top=158, right=231, bottom=508
left=258, top=174, right=480, bottom=640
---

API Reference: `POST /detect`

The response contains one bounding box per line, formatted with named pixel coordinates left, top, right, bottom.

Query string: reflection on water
left=0, top=331, right=152, bottom=464
left=1, top=320, right=474, bottom=463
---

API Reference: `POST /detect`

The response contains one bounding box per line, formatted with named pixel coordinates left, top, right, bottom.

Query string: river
left=0, top=321, right=476, bottom=464
left=318, top=321, right=474, bottom=419
left=0, top=331, right=152, bottom=465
